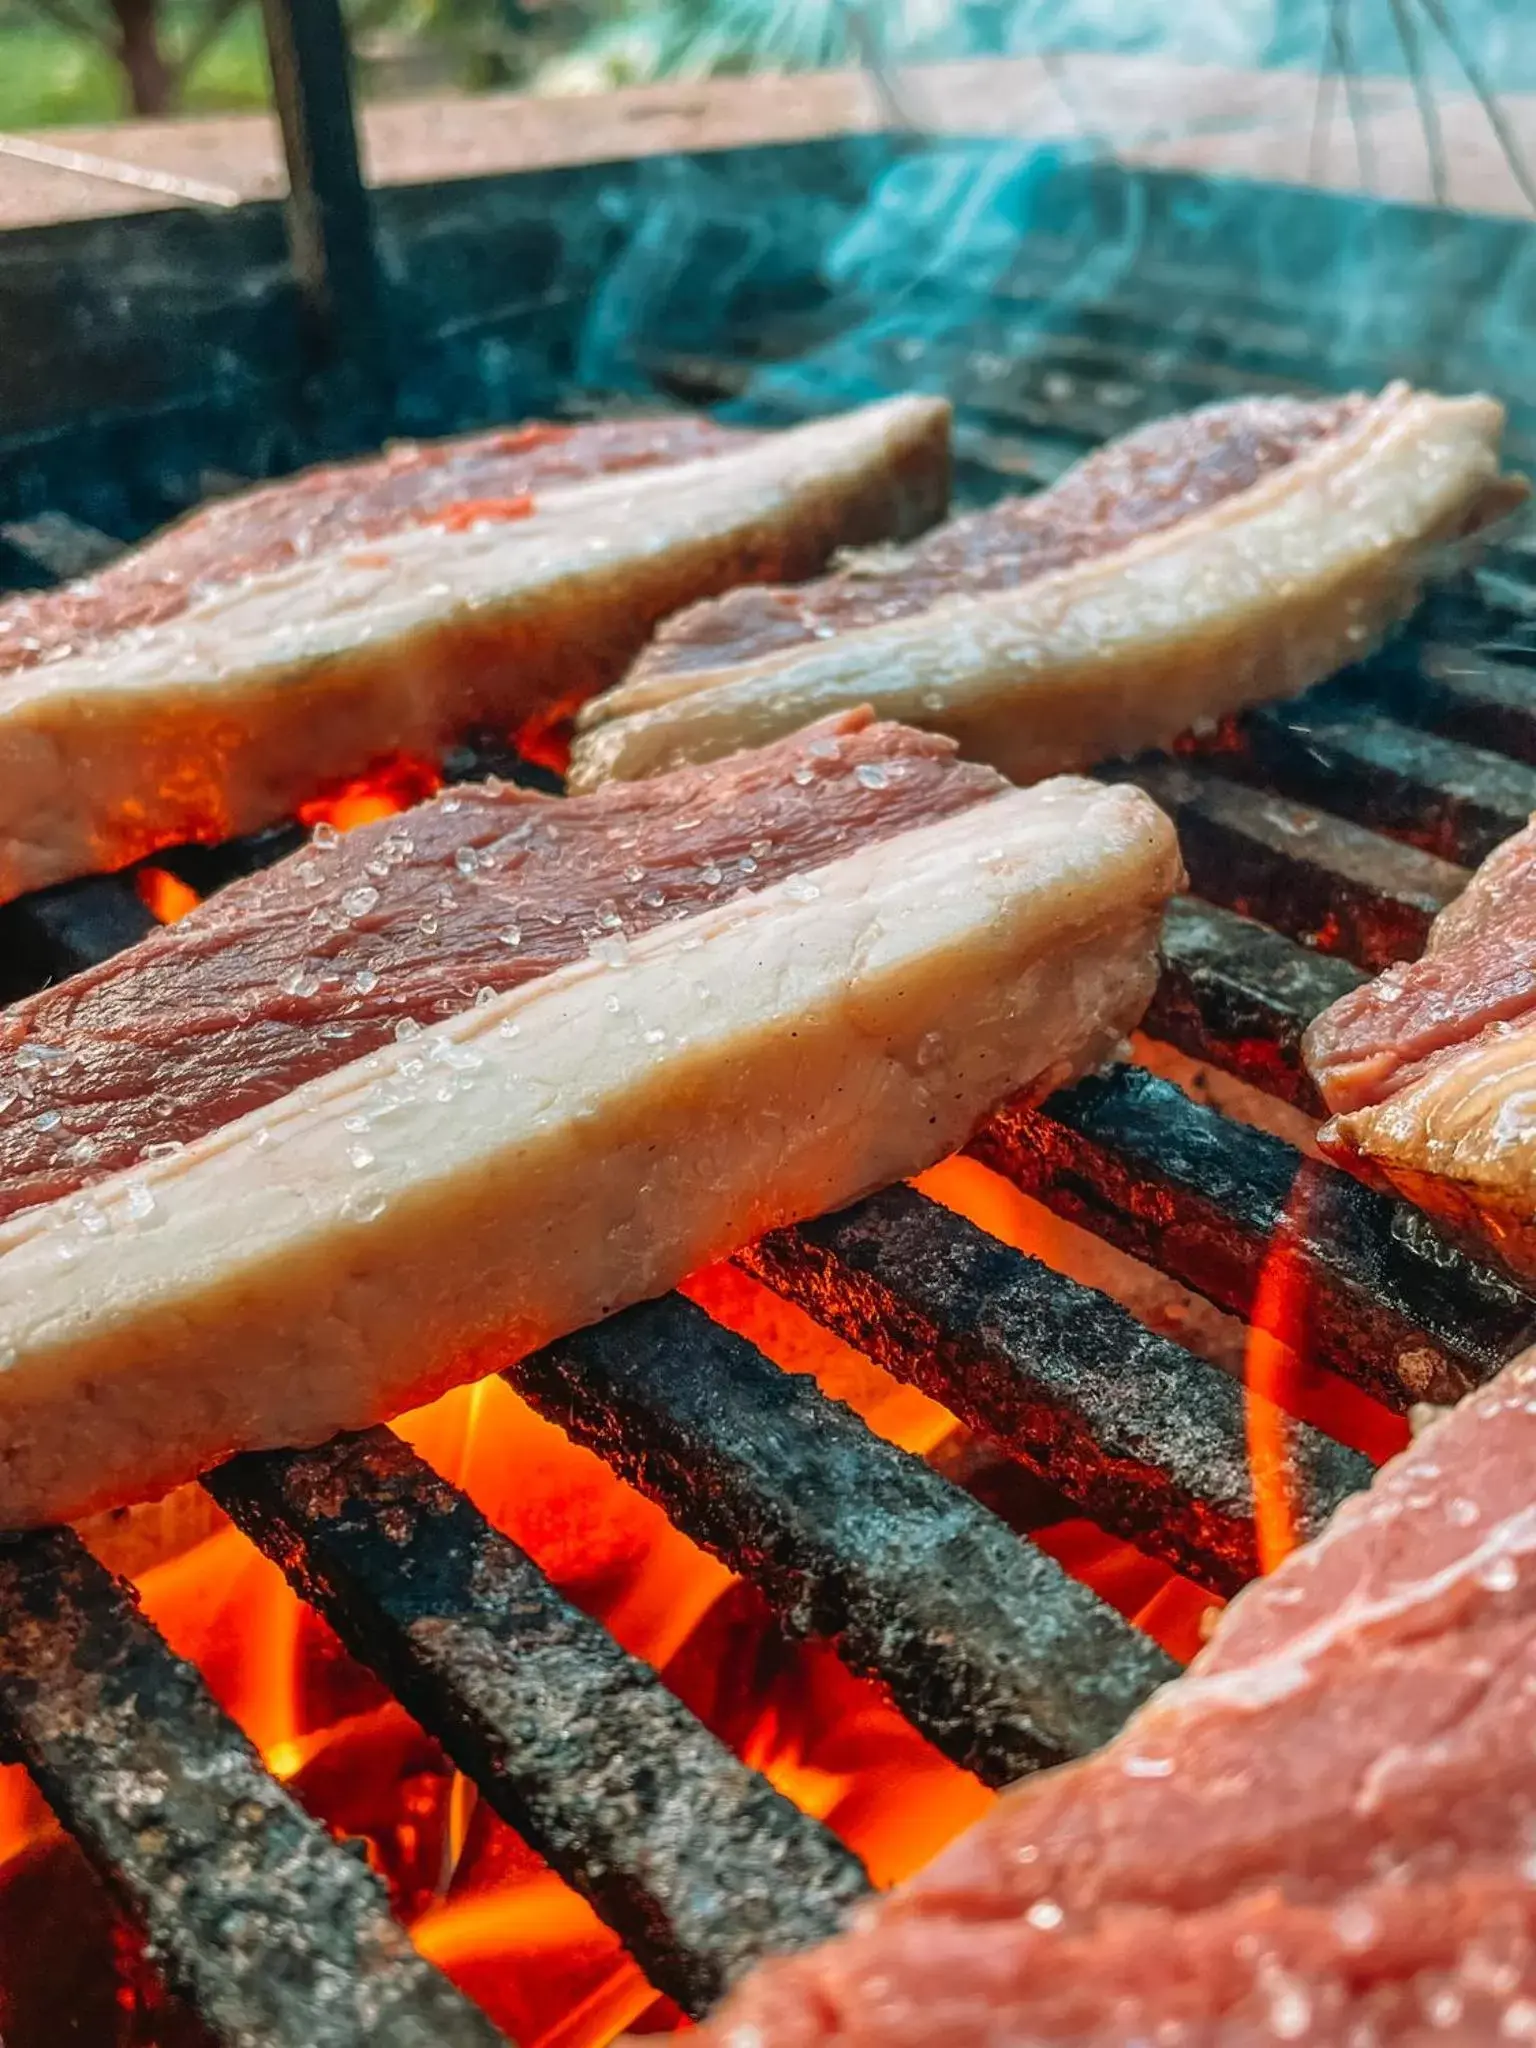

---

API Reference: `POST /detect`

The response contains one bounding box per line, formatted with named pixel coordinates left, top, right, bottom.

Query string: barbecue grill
left=4, top=9, right=1536, bottom=2045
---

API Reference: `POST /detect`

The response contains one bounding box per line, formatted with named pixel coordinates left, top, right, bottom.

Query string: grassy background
left=0, top=7, right=272, bottom=127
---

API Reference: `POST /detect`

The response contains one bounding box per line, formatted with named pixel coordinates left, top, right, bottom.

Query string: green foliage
left=0, top=0, right=959, bottom=128
left=0, top=16, right=119, bottom=124
left=385, top=0, right=605, bottom=89
left=0, top=2, right=272, bottom=124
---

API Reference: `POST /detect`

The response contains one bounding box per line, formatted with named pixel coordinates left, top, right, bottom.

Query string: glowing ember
left=297, top=754, right=443, bottom=834
left=515, top=694, right=583, bottom=780
left=134, top=864, right=200, bottom=923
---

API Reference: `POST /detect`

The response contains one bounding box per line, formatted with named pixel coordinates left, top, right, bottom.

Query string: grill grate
left=2, top=449, right=1535, bottom=2047
left=975, top=1068, right=1534, bottom=1406
left=511, top=1294, right=1175, bottom=1783
left=741, top=1187, right=1371, bottom=1597
left=206, top=1427, right=869, bottom=2016
left=0, top=1527, right=503, bottom=2048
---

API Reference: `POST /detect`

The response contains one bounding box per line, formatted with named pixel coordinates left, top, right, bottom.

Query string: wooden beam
left=259, top=0, right=391, bottom=437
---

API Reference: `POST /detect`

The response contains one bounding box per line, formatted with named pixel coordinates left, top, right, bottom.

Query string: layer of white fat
left=0, top=777, right=1180, bottom=1527
left=0, top=395, right=947, bottom=716
left=568, top=388, right=1510, bottom=788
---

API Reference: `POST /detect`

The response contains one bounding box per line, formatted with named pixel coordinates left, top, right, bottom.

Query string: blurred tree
left=4, top=0, right=548, bottom=118
left=13, top=0, right=253, bottom=114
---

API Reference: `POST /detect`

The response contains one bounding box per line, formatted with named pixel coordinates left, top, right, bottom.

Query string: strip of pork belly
left=1306, top=816, right=1536, bottom=1116
left=0, top=395, right=950, bottom=903
left=0, top=713, right=1003, bottom=1228
left=623, top=394, right=1368, bottom=688
left=690, top=1350, right=1536, bottom=2048
left=1304, top=816, right=1536, bottom=1276
left=0, top=777, right=1179, bottom=1529
left=1314, top=1019, right=1536, bottom=1283
left=0, top=417, right=751, bottom=676
left=569, top=384, right=1524, bottom=790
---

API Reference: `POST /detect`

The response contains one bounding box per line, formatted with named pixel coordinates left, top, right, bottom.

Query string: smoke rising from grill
left=575, top=3, right=1536, bottom=472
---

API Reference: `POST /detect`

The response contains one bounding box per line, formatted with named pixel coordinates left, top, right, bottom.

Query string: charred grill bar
left=740, top=1189, right=1370, bottom=1596
left=1127, top=759, right=1467, bottom=971
left=972, top=1068, right=1536, bottom=1408
left=1211, top=690, right=1536, bottom=866
left=207, top=1428, right=869, bottom=2016
left=0, top=1527, right=503, bottom=2048
left=1145, top=895, right=1365, bottom=1110
left=1, top=423, right=1535, bottom=2044
left=510, top=1295, right=1176, bottom=1783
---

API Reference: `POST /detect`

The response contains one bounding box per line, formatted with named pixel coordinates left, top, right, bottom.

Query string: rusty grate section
left=1, top=441, right=1534, bottom=2046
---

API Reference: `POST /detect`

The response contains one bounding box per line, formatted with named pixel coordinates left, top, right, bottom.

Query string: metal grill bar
left=972, top=1066, right=1536, bottom=1409
left=0, top=1528, right=502, bottom=2048
left=1145, top=897, right=1365, bottom=1112
left=1366, top=642, right=1536, bottom=766
left=0, top=873, right=154, bottom=1001
left=153, top=822, right=309, bottom=899
left=1222, top=697, right=1536, bottom=866
left=508, top=1294, right=1176, bottom=1785
left=739, top=1187, right=1372, bottom=1598
left=208, top=1427, right=869, bottom=2016
left=1129, top=759, right=1466, bottom=971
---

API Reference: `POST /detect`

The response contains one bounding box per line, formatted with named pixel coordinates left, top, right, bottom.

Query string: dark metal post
left=259, top=0, right=393, bottom=442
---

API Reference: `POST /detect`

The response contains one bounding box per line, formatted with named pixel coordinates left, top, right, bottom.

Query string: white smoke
left=574, top=0, right=1536, bottom=468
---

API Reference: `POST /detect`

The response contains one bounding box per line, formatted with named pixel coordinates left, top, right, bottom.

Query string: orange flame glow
left=297, top=754, right=443, bottom=835
left=135, top=864, right=201, bottom=923
left=1243, top=1168, right=1319, bottom=1578
left=1244, top=1166, right=1408, bottom=1576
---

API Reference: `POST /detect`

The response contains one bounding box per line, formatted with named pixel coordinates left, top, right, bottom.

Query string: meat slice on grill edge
left=1308, top=816, right=1536, bottom=1283
left=570, top=383, right=1527, bottom=790
left=685, top=1346, right=1536, bottom=2048
left=0, top=713, right=1182, bottom=1529
left=0, top=396, right=951, bottom=904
